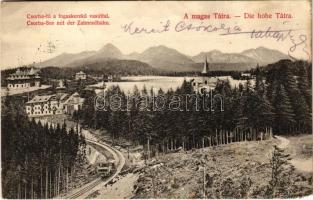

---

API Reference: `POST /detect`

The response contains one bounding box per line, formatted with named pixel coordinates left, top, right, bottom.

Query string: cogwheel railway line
left=62, top=139, right=125, bottom=199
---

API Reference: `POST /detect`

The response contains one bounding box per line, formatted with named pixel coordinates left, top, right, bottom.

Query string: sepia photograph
left=1, top=1, right=312, bottom=199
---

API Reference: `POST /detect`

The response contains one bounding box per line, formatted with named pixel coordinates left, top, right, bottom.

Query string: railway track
left=66, top=178, right=103, bottom=199
left=63, top=139, right=126, bottom=199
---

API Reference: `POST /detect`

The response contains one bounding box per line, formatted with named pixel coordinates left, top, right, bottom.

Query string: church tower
left=202, top=57, right=209, bottom=75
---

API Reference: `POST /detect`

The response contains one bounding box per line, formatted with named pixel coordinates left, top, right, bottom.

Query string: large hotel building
left=6, top=67, right=41, bottom=89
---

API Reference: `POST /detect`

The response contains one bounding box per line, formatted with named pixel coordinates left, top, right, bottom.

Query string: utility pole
left=203, top=164, right=206, bottom=199
left=66, top=168, right=69, bottom=193
left=200, top=153, right=210, bottom=199
left=151, top=169, right=157, bottom=198
left=202, top=136, right=210, bottom=151
left=152, top=173, right=156, bottom=198
left=147, top=136, right=151, bottom=160
left=128, top=110, right=131, bottom=159
left=57, top=147, right=61, bottom=196
left=202, top=137, right=205, bottom=151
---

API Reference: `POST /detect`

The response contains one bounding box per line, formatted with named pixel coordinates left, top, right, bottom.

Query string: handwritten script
left=121, top=20, right=309, bottom=59
left=121, top=20, right=242, bottom=35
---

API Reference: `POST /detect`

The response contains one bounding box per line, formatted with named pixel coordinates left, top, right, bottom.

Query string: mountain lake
left=90, top=76, right=254, bottom=94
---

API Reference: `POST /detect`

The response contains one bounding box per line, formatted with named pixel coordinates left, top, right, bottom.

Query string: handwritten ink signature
left=121, top=20, right=171, bottom=35
left=121, top=20, right=241, bottom=35
left=121, top=20, right=309, bottom=58
left=174, top=21, right=241, bottom=34
left=288, top=33, right=308, bottom=58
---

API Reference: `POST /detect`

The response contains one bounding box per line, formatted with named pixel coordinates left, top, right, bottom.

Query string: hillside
left=70, top=59, right=158, bottom=76
left=37, top=60, right=158, bottom=81
left=37, top=43, right=124, bottom=68
left=37, top=51, right=96, bottom=67
left=133, top=139, right=313, bottom=199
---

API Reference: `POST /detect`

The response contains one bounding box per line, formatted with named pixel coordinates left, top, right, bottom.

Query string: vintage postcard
left=1, top=1, right=312, bottom=199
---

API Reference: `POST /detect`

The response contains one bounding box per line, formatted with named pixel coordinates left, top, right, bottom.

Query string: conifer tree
left=297, top=64, right=312, bottom=109
left=272, top=83, right=295, bottom=134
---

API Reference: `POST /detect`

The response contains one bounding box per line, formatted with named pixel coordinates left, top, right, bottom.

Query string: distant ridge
left=241, top=46, right=289, bottom=64
left=36, top=44, right=289, bottom=72
left=126, top=45, right=195, bottom=71
left=192, top=50, right=256, bottom=64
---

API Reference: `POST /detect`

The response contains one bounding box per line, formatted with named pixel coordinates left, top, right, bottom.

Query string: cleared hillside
left=133, top=139, right=313, bottom=199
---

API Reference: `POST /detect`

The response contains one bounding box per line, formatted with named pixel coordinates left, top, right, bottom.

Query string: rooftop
left=56, top=93, right=69, bottom=101
left=26, top=93, right=69, bottom=104
left=26, top=95, right=55, bottom=104
left=64, top=92, right=84, bottom=104
left=7, top=68, right=40, bottom=80
left=76, top=71, right=86, bottom=75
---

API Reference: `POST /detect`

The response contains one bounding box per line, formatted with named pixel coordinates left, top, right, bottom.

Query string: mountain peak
left=156, top=45, right=170, bottom=49
left=241, top=46, right=289, bottom=64
left=99, top=43, right=119, bottom=51
left=58, top=52, right=70, bottom=56
left=130, top=45, right=195, bottom=70
left=256, top=46, right=267, bottom=50
left=243, top=46, right=274, bottom=52
left=208, top=49, right=223, bottom=54
left=36, top=44, right=288, bottom=71
left=95, top=43, right=123, bottom=59
left=146, top=45, right=174, bottom=51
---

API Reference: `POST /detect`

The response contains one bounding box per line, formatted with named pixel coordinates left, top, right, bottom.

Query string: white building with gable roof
left=63, top=92, right=85, bottom=115
left=25, top=93, right=69, bottom=117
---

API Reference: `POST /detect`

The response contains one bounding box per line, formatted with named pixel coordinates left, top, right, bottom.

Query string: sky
left=1, top=1, right=311, bottom=69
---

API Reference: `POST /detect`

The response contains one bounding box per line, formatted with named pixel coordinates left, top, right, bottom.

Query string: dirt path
left=276, top=135, right=313, bottom=173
